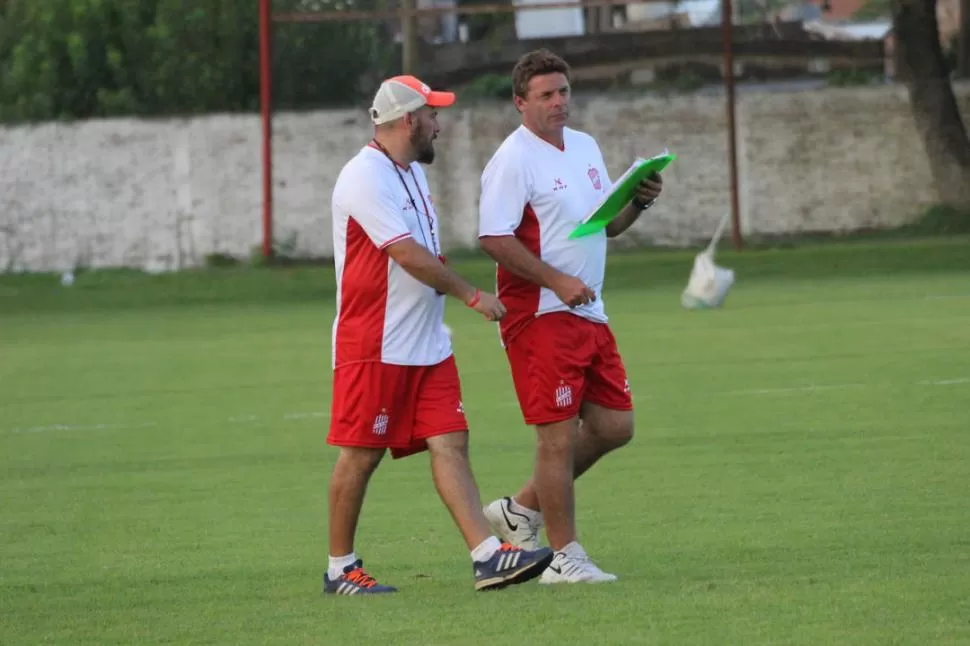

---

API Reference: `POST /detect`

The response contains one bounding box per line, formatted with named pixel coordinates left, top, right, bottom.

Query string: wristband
left=466, top=289, right=481, bottom=308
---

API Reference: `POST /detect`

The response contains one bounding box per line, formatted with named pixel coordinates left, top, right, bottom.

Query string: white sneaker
left=483, top=497, right=543, bottom=550
left=538, top=549, right=618, bottom=584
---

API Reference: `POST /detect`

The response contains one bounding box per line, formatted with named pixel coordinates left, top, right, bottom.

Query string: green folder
left=568, top=151, right=677, bottom=240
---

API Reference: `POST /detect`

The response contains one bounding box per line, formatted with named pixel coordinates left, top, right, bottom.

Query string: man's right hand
left=469, top=290, right=507, bottom=321
left=552, top=274, right=597, bottom=308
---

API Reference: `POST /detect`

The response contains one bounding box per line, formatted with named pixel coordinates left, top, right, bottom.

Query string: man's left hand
left=635, top=172, right=663, bottom=206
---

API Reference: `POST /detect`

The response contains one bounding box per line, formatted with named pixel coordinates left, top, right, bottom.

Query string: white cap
left=369, top=75, right=456, bottom=125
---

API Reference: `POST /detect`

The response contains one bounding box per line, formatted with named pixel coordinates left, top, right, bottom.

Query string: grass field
left=2, top=238, right=970, bottom=645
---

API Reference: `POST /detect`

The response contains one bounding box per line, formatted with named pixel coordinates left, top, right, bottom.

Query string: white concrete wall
left=2, top=83, right=968, bottom=272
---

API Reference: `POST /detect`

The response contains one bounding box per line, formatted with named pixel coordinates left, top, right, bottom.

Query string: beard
left=410, top=126, right=436, bottom=164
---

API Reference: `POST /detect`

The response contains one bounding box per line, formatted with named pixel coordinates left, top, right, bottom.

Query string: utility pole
left=401, top=0, right=418, bottom=75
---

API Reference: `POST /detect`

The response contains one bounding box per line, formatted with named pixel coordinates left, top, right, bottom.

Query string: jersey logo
left=588, top=166, right=602, bottom=190
left=553, top=178, right=567, bottom=192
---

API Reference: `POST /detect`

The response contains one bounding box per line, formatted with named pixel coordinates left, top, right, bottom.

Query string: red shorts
left=328, top=355, right=468, bottom=459
left=505, top=312, right=632, bottom=426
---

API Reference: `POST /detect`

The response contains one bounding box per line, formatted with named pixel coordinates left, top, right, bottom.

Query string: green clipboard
left=568, top=151, right=677, bottom=240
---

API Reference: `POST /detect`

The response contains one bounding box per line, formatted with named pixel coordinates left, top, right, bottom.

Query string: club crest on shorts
left=372, top=408, right=389, bottom=436
left=588, top=166, right=602, bottom=190
left=554, top=381, right=573, bottom=409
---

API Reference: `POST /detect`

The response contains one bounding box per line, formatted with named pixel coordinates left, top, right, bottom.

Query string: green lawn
left=2, top=238, right=969, bottom=645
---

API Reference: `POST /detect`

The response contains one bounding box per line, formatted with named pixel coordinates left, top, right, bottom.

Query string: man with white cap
left=323, top=75, right=554, bottom=595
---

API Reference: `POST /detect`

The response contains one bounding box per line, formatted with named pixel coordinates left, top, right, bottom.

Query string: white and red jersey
left=331, top=144, right=452, bottom=368
left=478, top=125, right=613, bottom=343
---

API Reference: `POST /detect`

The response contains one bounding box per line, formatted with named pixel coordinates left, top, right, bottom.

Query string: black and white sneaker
left=539, top=548, right=617, bottom=584
left=483, top=497, right=543, bottom=550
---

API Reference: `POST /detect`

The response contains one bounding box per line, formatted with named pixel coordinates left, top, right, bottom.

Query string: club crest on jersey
left=588, top=166, right=602, bottom=190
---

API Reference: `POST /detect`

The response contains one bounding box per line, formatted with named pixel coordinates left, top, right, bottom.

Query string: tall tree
left=0, top=0, right=391, bottom=123
left=893, top=0, right=970, bottom=209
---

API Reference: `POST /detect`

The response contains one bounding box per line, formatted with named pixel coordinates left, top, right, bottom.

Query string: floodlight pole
left=723, top=0, right=744, bottom=250
left=260, top=0, right=274, bottom=260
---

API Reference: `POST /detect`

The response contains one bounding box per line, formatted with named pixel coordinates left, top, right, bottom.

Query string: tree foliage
left=0, top=0, right=393, bottom=123
left=854, top=0, right=893, bottom=20
left=733, top=0, right=790, bottom=23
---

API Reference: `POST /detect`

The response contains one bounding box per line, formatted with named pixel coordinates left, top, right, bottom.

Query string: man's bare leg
left=504, top=404, right=631, bottom=583
left=532, top=417, right=580, bottom=550
left=479, top=405, right=627, bottom=582
left=328, top=447, right=385, bottom=556
left=426, top=431, right=555, bottom=590
left=326, top=446, right=388, bottom=589
left=513, top=403, right=634, bottom=514
left=504, top=412, right=618, bottom=584
left=426, top=431, right=492, bottom=550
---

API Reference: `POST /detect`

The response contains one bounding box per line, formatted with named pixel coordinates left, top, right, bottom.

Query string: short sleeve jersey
left=331, top=144, right=452, bottom=368
left=478, top=126, right=613, bottom=343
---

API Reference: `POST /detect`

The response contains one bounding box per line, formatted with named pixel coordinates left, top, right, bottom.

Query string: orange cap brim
left=426, top=90, right=456, bottom=108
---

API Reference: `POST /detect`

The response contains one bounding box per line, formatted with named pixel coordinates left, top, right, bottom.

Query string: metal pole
left=723, top=0, right=743, bottom=250
left=260, top=0, right=274, bottom=260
